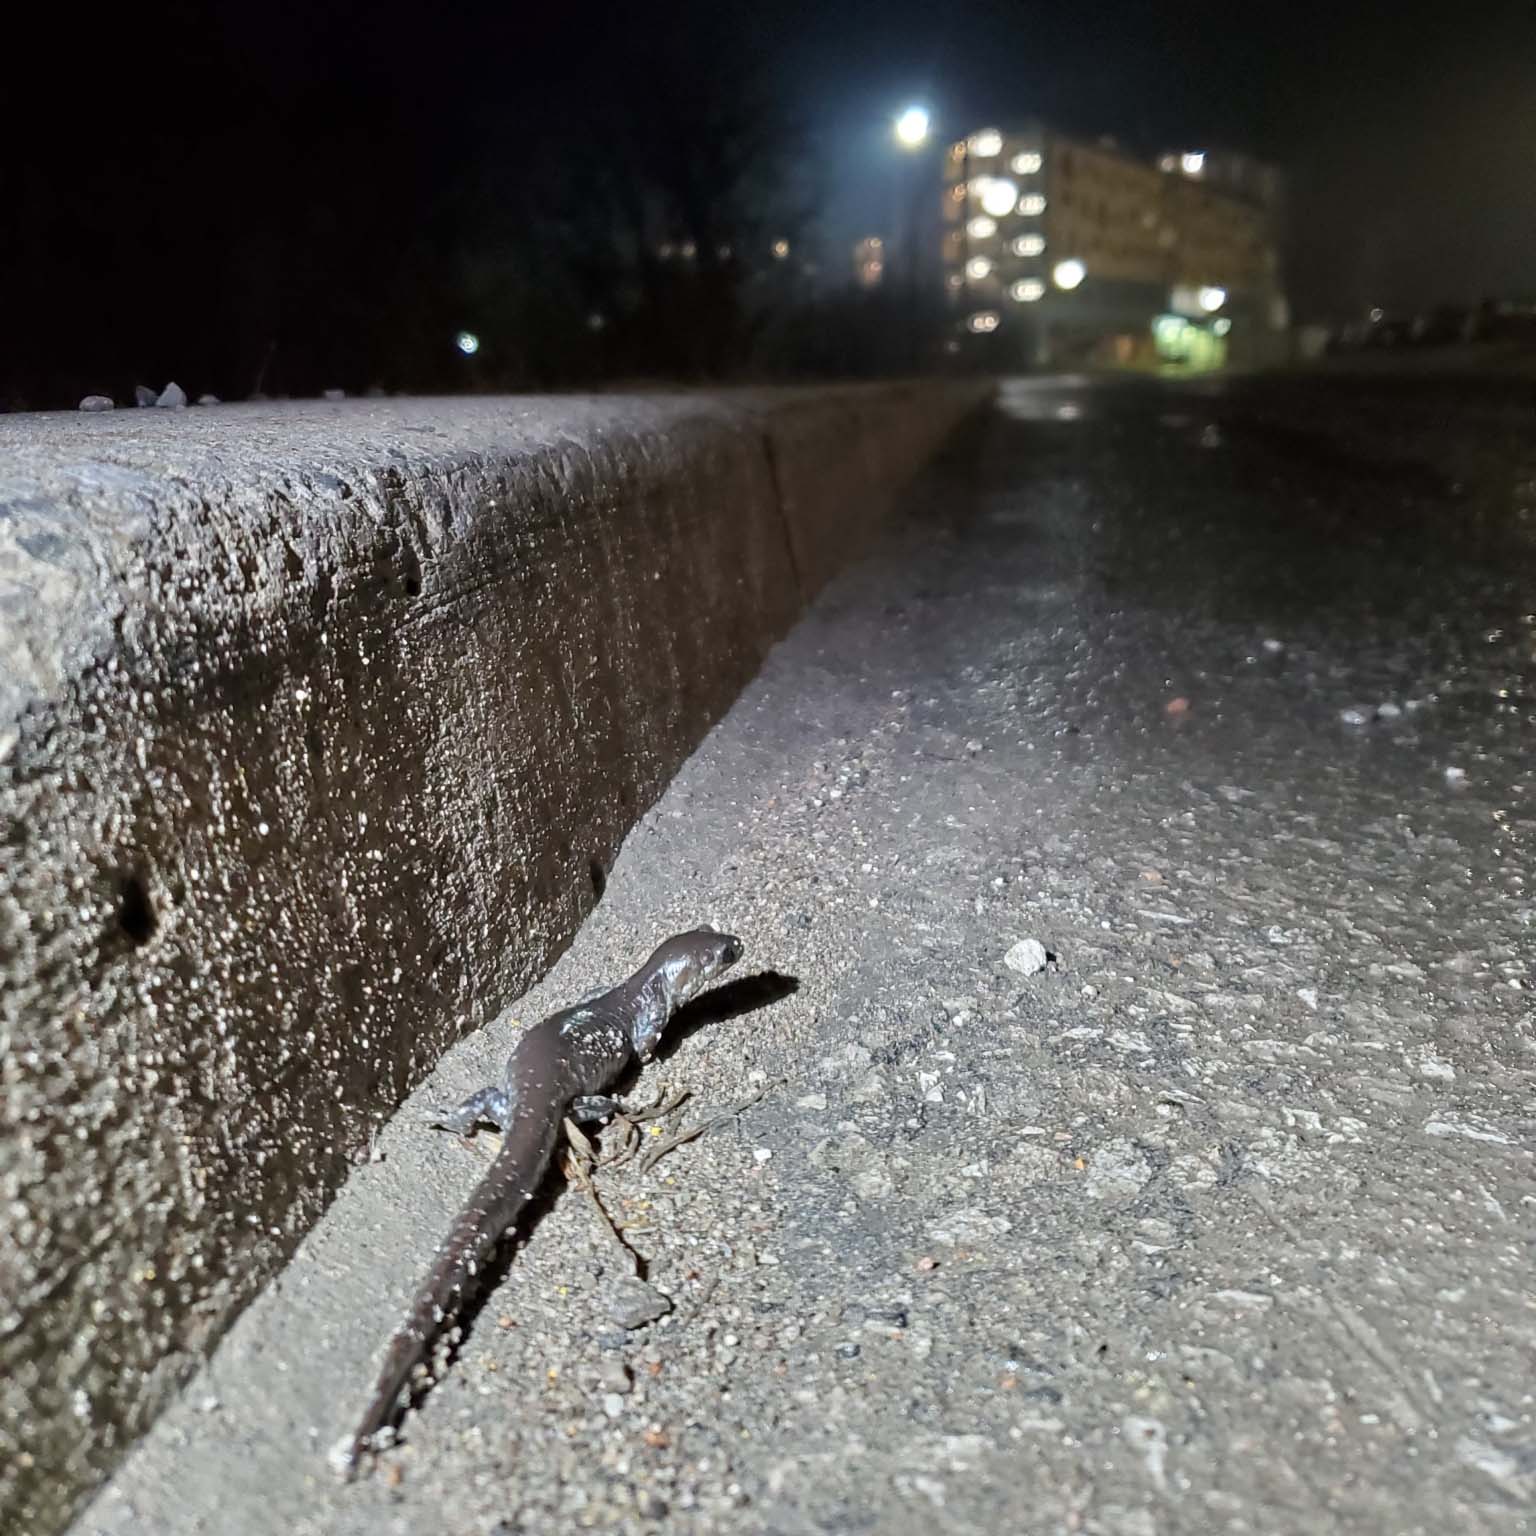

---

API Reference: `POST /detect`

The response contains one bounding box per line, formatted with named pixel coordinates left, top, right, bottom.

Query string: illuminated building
left=852, top=236, right=886, bottom=289
left=942, top=124, right=1286, bottom=369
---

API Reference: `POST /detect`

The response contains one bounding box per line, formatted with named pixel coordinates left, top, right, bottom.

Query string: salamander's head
left=648, top=925, right=744, bottom=1009
left=630, top=927, right=744, bottom=1061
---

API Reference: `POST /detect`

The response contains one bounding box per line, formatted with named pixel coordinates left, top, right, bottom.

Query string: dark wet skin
left=341, top=926, right=743, bottom=1473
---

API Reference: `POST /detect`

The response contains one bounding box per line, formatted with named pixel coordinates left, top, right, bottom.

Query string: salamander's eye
left=721, top=937, right=743, bottom=966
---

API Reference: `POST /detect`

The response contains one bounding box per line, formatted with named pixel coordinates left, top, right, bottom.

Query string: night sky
left=4, top=0, right=1531, bottom=403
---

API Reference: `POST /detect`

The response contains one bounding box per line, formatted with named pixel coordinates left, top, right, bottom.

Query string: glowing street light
left=1052, top=259, right=1087, bottom=291
left=894, top=106, right=931, bottom=149
left=455, top=330, right=480, bottom=355
left=1198, top=285, right=1227, bottom=312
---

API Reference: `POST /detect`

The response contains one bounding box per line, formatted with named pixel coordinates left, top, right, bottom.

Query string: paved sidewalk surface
left=80, top=376, right=1535, bottom=1536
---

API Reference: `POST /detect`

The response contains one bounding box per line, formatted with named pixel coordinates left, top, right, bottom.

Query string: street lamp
left=894, top=105, right=931, bottom=149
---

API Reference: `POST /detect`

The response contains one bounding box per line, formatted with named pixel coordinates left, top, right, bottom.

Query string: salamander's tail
left=334, top=1108, right=561, bottom=1477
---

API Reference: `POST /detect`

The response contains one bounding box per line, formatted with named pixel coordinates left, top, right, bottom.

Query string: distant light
left=455, top=330, right=480, bottom=355
left=895, top=106, right=931, bottom=148
left=1158, top=153, right=1178, bottom=173
left=658, top=242, right=675, bottom=259
left=966, top=216, right=997, bottom=239
left=1019, top=193, right=1047, bottom=216
left=718, top=243, right=733, bottom=259
left=978, top=177, right=1019, bottom=217
left=946, top=272, right=964, bottom=290
left=1213, top=317, right=1232, bottom=336
left=1369, top=306, right=1384, bottom=323
left=968, top=128, right=1003, bottom=157
left=1181, top=151, right=1206, bottom=176
left=680, top=241, right=697, bottom=260
left=772, top=238, right=790, bottom=259
left=587, top=313, right=606, bottom=332
left=965, top=256, right=993, bottom=281
left=949, top=182, right=968, bottom=202
left=1010, top=151, right=1043, bottom=175
left=868, top=235, right=883, bottom=249
left=1012, top=234, right=1046, bottom=257
left=945, top=338, right=961, bottom=353
left=966, top=311, right=1001, bottom=334
left=1010, top=279, right=1046, bottom=302
left=1198, top=285, right=1227, bottom=312
left=1052, top=259, right=1086, bottom=290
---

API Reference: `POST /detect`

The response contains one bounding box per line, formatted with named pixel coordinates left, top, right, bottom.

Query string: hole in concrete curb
left=118, top=874, right=157, bottom=946
left=589, top=860, right=606, bottom=900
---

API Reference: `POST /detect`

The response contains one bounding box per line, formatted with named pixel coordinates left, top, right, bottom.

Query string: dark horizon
left=3, top=0, right=1531, bottom=405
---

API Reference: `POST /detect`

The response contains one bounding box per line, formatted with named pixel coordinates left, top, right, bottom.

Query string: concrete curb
left=0, top=382, right=989, bottom=1534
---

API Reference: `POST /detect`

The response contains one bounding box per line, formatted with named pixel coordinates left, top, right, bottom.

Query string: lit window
left=1010, top=151, right=1043, bottom=175
left=966, top=216, right=997, bottom=239
left=1019, top=194, right=1047, bottom=216
left=680, top=241, right=697, bottom=260
left=966, top=311, right=1001, bottom=333
left=1052, top=259, right=1086, bottom=290
left=1181, top=151, right=1206, bottom=176
left=965, top=256, right=993, bottom=281
left=977, top=178, right=1018, bottom=217
left=1010, top=279, right=1045, bottom=302
left=1011, top=234, right=1045, bottom=257
left=968, top=128, right=1003, bottom=157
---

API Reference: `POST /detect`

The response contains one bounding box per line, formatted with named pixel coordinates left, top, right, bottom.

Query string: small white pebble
left=1375, top=701, right=1402, bottom=719
left=602, top=1393, right=625, bottom=1420
left=1339, top=707, right=1370, bottom=727
left=1005, top=938, right=1050, bottom=976
left=1444, top=766, right=1467, bottom=785
left=257, top=821, right=270, bottom=836
left=1261, top=637, right=1284, bottom=653
left=753, top=1147, right=772, bottom=1164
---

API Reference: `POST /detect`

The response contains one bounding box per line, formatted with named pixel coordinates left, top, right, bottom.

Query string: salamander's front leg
left=570, top=1095, right=621, bottom=1124
left=425, top=1085, right=511, bottom=1136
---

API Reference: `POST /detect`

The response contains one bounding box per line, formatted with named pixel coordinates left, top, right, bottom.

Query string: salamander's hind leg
left=425, top=1085, right=511, bottom=1135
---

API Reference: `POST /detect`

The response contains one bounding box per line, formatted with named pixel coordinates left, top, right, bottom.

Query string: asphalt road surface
left=79, top=373, right=1535, bottom=1536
